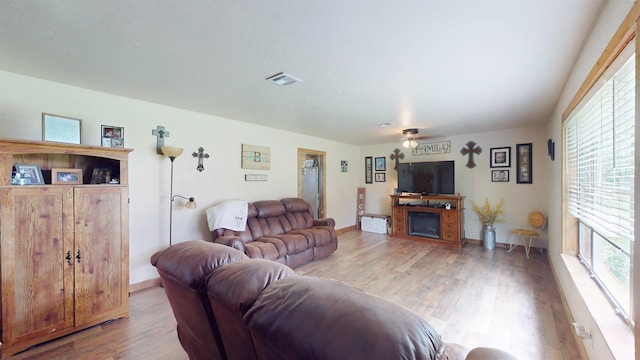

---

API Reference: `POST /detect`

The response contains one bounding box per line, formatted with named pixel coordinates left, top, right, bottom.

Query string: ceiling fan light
left=403, top=139, right=411, bottom=148
left=411, top=140, right=418, bottom=148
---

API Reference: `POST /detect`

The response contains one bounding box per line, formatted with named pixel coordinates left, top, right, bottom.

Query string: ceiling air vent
left=266, top=72, right=302, bottom=86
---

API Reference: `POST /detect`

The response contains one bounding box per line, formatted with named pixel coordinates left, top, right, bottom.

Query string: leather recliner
left=151, top=241, right=517, bottom=360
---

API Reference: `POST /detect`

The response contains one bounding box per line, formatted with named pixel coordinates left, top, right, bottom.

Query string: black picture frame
left=516, top=143, right=533, bottom=184
left=365, top=156, right=373, bottom=184
left=375, top=173, right=386, bottom=182
left=491, top=169, right=509, bottom=182
left=375, top=157, right=386, bottom=171
left=490, top=147, right=511, bottom=168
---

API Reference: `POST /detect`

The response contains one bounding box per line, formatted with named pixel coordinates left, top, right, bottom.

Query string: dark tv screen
left=397, top=161, right=455, bottom=195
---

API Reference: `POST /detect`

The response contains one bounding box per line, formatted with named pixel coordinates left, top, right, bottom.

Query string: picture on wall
left=42, top=113, right=82, bottom=144
left=491, top=169, right=509, bottom=182
left=242, top=144, right=271, bottom=170
left=341, top=160, right=348, bottom=172
left=365, top=156, right=373, bottom=184
left=375, top=157, right=386, bottom=171
left=375, top=173, right=386, bottom=182
left=490, top=147, right=511, bottom=168
left=101, top=125, right=125, bottom=147
left=516, top=143, right=533, bottom=184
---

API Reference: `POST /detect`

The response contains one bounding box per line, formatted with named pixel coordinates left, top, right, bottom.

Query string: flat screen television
left=397, top=161, right=455, bottom=195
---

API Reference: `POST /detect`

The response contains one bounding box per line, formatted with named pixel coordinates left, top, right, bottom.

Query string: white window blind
left=565, top=53, right=635, bottom=246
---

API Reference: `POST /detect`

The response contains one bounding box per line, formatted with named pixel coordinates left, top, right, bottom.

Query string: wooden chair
left=509, top=211, right=546, bottom=258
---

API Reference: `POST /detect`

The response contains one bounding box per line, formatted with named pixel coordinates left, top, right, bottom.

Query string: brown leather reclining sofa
left=210, top=198, right=337, bottom=268
left=151, top=241, right=517, bottom=360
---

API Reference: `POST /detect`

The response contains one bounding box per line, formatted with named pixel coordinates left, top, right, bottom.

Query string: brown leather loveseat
left=209, top=197, right=337, bottom=268
left=151, top=241, right=517, bottom=360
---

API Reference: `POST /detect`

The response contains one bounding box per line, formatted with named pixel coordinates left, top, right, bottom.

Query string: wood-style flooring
left=7, top=230, right=580, bottom=360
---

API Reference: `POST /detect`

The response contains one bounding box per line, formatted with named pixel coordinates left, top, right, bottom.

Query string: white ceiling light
left=402, top=128, right=419, bottom=148
left=266, top=72, right=302, bottom=86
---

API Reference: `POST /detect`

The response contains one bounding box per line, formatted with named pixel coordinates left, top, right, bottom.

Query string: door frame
left=297, top=148, right=326, bottom=219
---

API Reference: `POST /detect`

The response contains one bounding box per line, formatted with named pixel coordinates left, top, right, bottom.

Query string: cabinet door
left=73, top=186, right=129, bottom=326
left=0, top=187, right=74, bottom=348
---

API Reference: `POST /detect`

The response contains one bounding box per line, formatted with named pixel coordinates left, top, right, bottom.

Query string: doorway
left=297, top=148, right=326, bottom=219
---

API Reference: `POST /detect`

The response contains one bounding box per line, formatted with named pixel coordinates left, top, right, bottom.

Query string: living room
left=0, top=1, right=637, bottom=359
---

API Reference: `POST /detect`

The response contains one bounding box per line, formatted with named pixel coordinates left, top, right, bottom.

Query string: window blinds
left=565, top=53, right=635, bottom=247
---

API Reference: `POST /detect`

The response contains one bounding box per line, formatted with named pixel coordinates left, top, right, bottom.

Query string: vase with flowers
left=472, top=197, right=505, bottom=249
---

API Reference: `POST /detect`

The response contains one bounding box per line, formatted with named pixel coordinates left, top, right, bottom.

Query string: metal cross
left=192, top=147, right=210, bottom=172
left=151, top=126, right=170, bottom=154
left=389, top=148, right=405, bottom=170
left=460, top=141, right=482, bottom=168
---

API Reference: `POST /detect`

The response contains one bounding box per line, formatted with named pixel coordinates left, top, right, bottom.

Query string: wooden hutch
left=390, top=193, right=465, bottom=248
left=0, top=138, right=132, bottom=358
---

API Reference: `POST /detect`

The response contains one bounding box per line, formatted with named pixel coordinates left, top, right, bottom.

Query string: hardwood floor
left=7, top=230, right=580, bottom=359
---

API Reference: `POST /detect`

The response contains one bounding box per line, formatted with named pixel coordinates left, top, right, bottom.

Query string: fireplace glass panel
left=408, top=211, right=441, bottom=239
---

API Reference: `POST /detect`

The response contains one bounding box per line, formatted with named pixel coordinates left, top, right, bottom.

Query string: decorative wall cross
left=192, top=147, right=210, bottom=172
left=460, top=141, right=482, bottom=168
left=151, top=126, right=170, bottom=154
left=389, top=148, right=405, bottom=170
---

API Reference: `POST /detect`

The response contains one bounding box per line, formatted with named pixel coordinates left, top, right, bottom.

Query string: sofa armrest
left=313, top=217, right=335, bottom=228
left=214, top=236, right=246, bottom=253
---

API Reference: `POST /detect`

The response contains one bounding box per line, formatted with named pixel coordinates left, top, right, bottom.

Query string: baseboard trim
left=130, top=278, right=161, bottom=293
left=336, top=225, right=356, bottom=234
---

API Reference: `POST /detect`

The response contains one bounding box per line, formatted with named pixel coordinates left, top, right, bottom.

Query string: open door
left=297, top=148, right=326, bottom=219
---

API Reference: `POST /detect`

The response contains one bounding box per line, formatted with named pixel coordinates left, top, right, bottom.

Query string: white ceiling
left=0, top=0, right=604, bottom=146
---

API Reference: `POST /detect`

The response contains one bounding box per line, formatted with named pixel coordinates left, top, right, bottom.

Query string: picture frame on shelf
left=101, top=125, right=124, bottom=148
left=365, top=156, right=373, bottom=184
left=375, top=157, right=386, bottom=171
left=491, top=169, right=509, bottom=182
left=375, top=173, right=386, bottom=182
left=516, top=143, right=533, bottom=184
left=42, top=113, right=82, bottom=144
left=51, top=168, right=83, bottom=185
left=14, top=164, right=45, bottom=185
left=90, top=167, right=112, bottom=184
left=489, top=147, right=511, bottom=168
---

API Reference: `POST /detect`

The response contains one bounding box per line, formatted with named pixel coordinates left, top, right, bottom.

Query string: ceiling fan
left=401, top=128, right=428, bottom=148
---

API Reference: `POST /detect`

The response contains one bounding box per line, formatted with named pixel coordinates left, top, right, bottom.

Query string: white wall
left=545, top=1, right=635, bottom=359
left=0, top=71, right=360, bottom=284
left=360, top=126, right=550, bottom=245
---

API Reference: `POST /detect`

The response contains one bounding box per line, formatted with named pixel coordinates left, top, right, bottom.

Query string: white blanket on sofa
left=206, top=200, right=248, bottom=232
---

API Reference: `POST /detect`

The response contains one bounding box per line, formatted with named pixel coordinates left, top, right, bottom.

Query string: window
left=564, top=48, right=635, bottom=322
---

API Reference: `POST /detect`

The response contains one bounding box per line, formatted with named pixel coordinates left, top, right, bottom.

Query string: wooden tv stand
left=390, top=194, right=465, bottom=248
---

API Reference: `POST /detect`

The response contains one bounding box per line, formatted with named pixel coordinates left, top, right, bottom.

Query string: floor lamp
left=161, top=146, right=197, bottom=246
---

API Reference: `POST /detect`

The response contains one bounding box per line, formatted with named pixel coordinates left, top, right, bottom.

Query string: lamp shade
left=161, top=146, right=184, bottom=158
left=185, top=198, right=197, bottom=209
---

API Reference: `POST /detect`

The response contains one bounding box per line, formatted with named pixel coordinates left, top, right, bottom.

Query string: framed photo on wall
left=365, top=156, right=373, bottom=184
left=516, top=143, right=533, bottom=184
left=101, top=125, right=125, bottom=147
left=490, top=147, right=511, bottom=168
left=375, top=173, right=386, bottom=182
left=375, top=157, right=386, bottom=171
left=491, top=169, right=509, bottom=182
left=42, top=113, right=82, bottom=144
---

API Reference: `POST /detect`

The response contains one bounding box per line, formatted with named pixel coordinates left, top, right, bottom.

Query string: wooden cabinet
left=0, top=139, right=132, bottom=358
left=390, top=194, right=465, bottom=248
